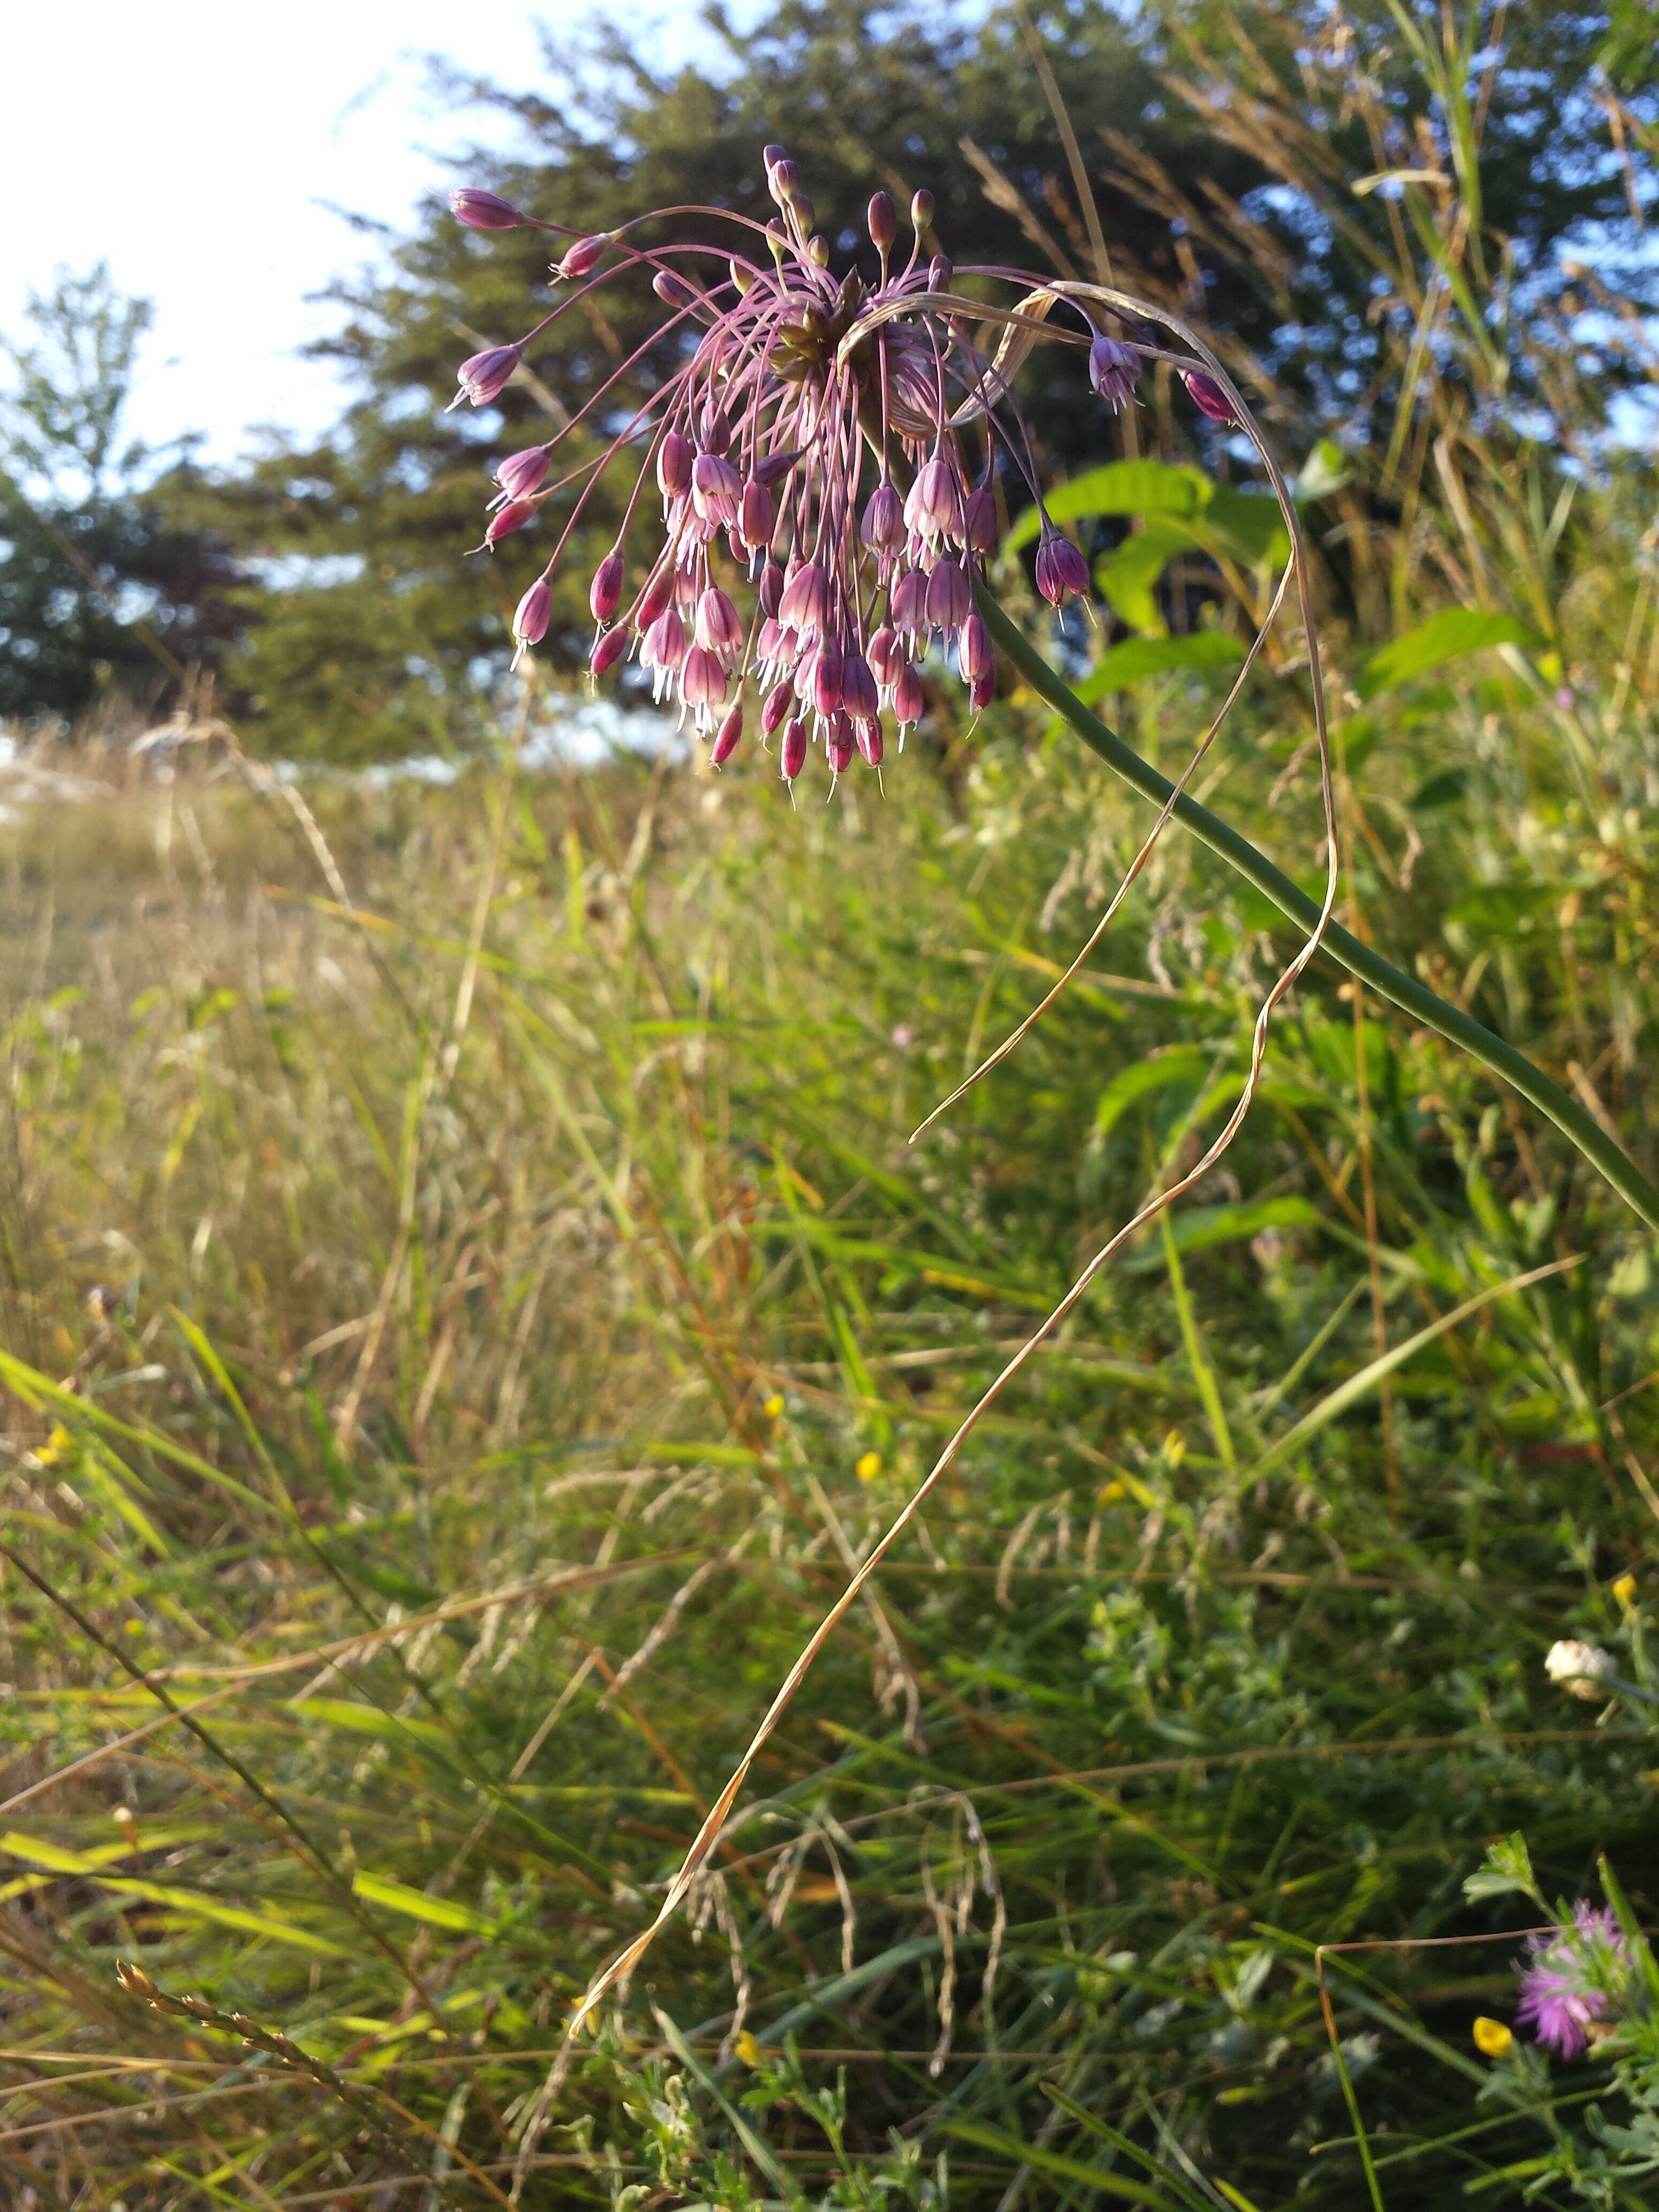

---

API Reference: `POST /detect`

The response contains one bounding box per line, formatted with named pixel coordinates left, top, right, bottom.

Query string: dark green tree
left=0, top=264, right=249, bottom=724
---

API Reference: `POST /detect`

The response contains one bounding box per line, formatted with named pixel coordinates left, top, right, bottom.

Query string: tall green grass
left=4, top=9, right=1659, bottom=2205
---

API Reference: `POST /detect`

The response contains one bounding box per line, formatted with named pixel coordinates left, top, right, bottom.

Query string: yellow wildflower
left=1473, top=2016, right=1514, bottom=2059
left=763, top=1394, right=785, bottom=1421
left=855, top=1451, right=882, bottom=1483
left=35, top=1423, right=74, bottom=1468
left=1098, top=1479, right=1127, bottom=1504
left=1613, top=1572, right=1638, bottom=1611
left=734, top=2030, right=762, bottom=2067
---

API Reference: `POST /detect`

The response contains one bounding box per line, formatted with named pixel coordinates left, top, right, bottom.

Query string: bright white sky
left=6, top=1, right=694, bottom=466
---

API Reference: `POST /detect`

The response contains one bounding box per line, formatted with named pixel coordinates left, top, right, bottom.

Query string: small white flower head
left=1544, top=1639, right=1616, bottom=1700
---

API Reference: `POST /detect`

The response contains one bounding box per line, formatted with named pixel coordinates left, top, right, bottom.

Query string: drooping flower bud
left=781, top=717, right=808, bottom=782
left=866, top=624, right=903, bottom=685
left=712, top=701, right=744, bottom=765
left=861, top=481, right=905, bottom=554
left=696, top=586, right=744, bottom=660
left=769, top=159, right=801, bottom=203
left=970, top=667, right=996, bottom=711
left=1034, top=533, right=1090, bottom=608
left=958, top=612, right=992, bottom=684
left=910, top=188, right=934, bottom=230
left=962, top=480, right=997, bottom=554
left=494, top=446, right=549, bottom=501
left=856, top=719, right=883, bottom=767
left=691, top=451, right=741, bottom=528
left=485, top=498, right=537, bottom=545
left=1183, top=370, right=1237, bottom=425
left=641, top=607, right=687, bottom=676
left=698, top=402, right=731, bottom=455
left=656, top=430, right=694, bottom=500
left=892, top=662, right=925, bottom=728
left=682, top=645, right=729, bottom=711
left=890, top=566, right=929, bottom=640
left=762, top=680, right=794, bottom=735
left=759, top=560, right=785, bottom=618
left=904, top=454, right=962, bottom=546
left=926, top=558, right=971, bottom=633
left=1089, top=333, right=1140, bottom=410
left=739, top=478, right=775, bottom=550
left=653, top=271, right=697, bottom=310
left=589, top=550, right=625, bottom=624
left=842, top=651, right=879, bottom=722
left=868, top=192, right=896, bottom=252
left=634, top=567, right=674, bottom=631
left=779, top=560, right=829, bottom=638
left=450, top=345, right=522, bottom=409
left=452, top=188, right=524, bottom=231
left=512, top=578, right=551, bottom=665
left=826, top=716, right=856, bottom=776
left=753, top=447, right=801, bottom=488
left=557, top=233, right=611, bottom=281
left=591, top=624, right=630, bottom=677
left=812, top=639, right=847, bottom=715
left=928, top=254, right=953, bottom=292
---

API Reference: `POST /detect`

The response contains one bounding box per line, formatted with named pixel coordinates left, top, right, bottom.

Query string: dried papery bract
left=448, top=160, right=1340, bottom=2087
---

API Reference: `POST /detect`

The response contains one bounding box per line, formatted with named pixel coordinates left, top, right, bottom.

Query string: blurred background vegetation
left=4, top=2, right=1659, bottom=2207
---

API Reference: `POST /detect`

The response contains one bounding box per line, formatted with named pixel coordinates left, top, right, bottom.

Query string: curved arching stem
left=977, top=585, right=1659, bottom=1237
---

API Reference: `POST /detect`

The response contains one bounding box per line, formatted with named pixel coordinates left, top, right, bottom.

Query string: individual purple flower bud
left=842, top=651, right=879, bottom=722
left=905, top=454, right=962, bottom=544
left=759, top=560, right=786, bottom=617
left=696, top=586, right=744, bottom=660
left=642, top=606, right=687, bottom=675
left=1183, top=370, right=1237, bottom=425
left=791, top=193, right=816, bottom=231
left=452, top=188, right=524, bottom=231
left=494, top=446, right=549, bottom=501
left=591, top=624, right=630, bottom=677
left=781, top=717, right=808, bottom=782
left=970, top=667, right=995, bottom=711
left=1035, top=532, right=1090, bottom=608
left=911, top=188, right=934, bottom=230
left=450, top=345, right=523, bottom=409
left=589, top=550, right=625, bottom=624
left=856, top=719, right=883, bottom=767
left=928, top=254, right=953, bottom=292
left=962, top=480, right=997, bottom=554
left=868, top=191, right=896, bottom=251
left=812, top=639, right=847, bottom=715
left=691, top=450, right=741, bottom=527
left=866, top=624, right=903, bottom=686
left=826, top=716, right=856, bottom=776
left=635, top=568, right=674, bottom=630
left=484, top=498, right=537, bottom=545
left=892, top=662, right=925, bottom=728
left=780, top=559, right=829, bottom=637
left=673, top=560, right=701, bottom=608
left=926, top=558, right=972, bottom=633
left=762, top=680, right=794, bottom=735
left=753, top=447, right=801, bottom=488
left=697, top=402, right=731, bottom=455
left=512, top=578, right=552, bottom=665
left=862, top=481, right=906, bottom=554
left=682, top=645, right=729, bottom=711
left=763, top=143, right=788, bottom=171
left=657, top=429, right=694, bottom=500
left=739, top=478, right=776, bottom=550
left=769, top=159, right=800, bottom=203
left=653, top=270, right=697, bottom=310
left=557, top=233, right=611, bottom=281
left=891, top=567, right=929, bottom=639
left=1089, top=332, right=1141, bottom=410
left=713, top=700, right=744, bottom=766
left=959, top=612, right=992, bottom=684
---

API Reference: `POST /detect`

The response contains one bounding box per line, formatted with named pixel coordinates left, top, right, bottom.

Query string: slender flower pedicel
left=448, top=150, right=1217, bottom=789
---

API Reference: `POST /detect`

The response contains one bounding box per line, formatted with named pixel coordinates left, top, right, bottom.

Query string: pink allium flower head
left=494, top=447, right=550, bottom=503
left=1516, top=1905, right=1629, bottom=2058
left=589, top=550, right=625, bottom=624
left=1184, top=370, right=1237, bottom=426
left=557, top=234, right=610, bottom=281
left=452, top=150, right=1219, bottom=790
left=452, top=188, right=525, bottom=231
left=1035, top=532, right=1090, bottom=608
left=512, top=579, right=552, bottom=667
left=450, top=345, right=522, bottom=409
left=1089, top=332, right=1141, bottom=410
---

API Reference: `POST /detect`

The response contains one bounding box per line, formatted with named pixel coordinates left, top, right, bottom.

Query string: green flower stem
left=977, top=586, right=1659, bottom=1236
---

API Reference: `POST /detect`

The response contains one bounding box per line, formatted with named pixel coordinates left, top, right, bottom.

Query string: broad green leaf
left=1359, top=608, right=1538, bottom=699
left=1161, top=1194, right=1324, bottom=1260
left=1075, top=632, right=1245, bottom=700
left=353, top=1869, right=499, bottom=1936
left=1409, top=767, right=1469, bottom=811
left=1095, top=519, right=1196, bottom=634
left=1003, top=459, right=1212, bottom=551
left=1448, top=883, right=1562, bottom=939
left=1294, top=438, right=1350, bottom=501
left=1205, top=486, right=1290, bottom=567
left=1094, top=1046, right=1214, bottom=1141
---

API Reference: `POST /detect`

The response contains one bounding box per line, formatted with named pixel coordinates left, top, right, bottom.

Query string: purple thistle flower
left=451, top=146, right=1237, bottom=790
left=1516, top=1904, right=1629, bottom=2058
